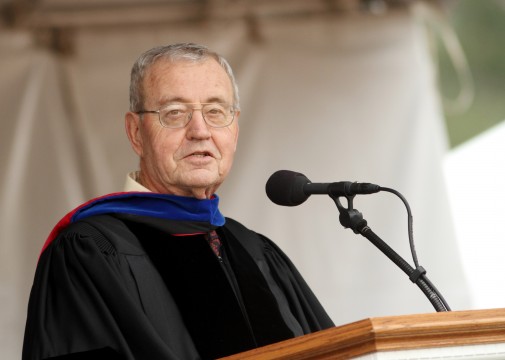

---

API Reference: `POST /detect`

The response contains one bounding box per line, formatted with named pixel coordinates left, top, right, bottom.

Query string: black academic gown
left=23, top=213, right=334, bottom=360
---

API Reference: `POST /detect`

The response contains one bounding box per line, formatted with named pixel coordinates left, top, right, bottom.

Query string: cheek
left=218, top=135, right=239, bottom=172
left=143, top=129, right=177, bottom=163
left=221, top=126, right=239, bottom=154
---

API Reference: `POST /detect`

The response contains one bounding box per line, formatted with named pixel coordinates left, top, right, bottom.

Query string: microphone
left=266, top=170, right=381, bottom=206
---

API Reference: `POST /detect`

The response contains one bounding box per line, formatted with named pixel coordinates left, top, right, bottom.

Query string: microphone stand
left=331, top=194, right=450, bottom=312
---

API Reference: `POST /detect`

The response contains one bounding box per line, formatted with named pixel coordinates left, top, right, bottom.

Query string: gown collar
left=41, top=192, right=225, bottom=255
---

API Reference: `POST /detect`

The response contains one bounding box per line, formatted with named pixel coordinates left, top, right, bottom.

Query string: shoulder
left=223, top=217, right=281, bottom=258
left=49, top=214, right=143, bottom=256
left=223, top=217, right=266, bottom=243
left=224, top=217, right=279, bottom=247
left=223, top=217, right=253, bottom=234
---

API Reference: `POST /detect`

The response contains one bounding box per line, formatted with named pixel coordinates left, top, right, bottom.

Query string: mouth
left=187, top=151, right=213, bottom=158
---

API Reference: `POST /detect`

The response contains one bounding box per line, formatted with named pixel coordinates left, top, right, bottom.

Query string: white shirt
left=123, top=171, right=150, bottom=192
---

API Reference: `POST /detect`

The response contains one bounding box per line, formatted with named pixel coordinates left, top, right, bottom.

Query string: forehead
left=143, top=58, right=233, bottom=106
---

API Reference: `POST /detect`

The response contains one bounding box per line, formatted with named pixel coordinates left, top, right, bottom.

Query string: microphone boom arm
left=332, top=194, right=450, bottom=312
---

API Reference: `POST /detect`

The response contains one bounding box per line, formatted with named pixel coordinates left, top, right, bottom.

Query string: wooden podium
left=221, top=308, right=505, bottom=359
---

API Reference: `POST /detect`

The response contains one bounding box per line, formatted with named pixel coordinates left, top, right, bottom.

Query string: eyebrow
left=157, top=96, right=229, bottom=107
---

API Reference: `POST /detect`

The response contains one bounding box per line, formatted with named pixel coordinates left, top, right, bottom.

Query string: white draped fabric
left=444, top=120, right=505, bottom=310
left=0, top=5, right=471, bottom=358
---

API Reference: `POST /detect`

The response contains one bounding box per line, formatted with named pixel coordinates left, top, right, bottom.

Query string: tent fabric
left=444, top=120, right=505, bottom=310
left=0, top=5, right=471, bottom=358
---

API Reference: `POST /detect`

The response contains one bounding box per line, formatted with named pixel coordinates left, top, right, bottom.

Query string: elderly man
left=23, top=43, right=333, bottom=360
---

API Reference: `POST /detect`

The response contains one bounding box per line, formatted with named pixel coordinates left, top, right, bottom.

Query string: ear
left=125, top=112, right=144, bottom=157
left=232, top=110, right=240, bottom=151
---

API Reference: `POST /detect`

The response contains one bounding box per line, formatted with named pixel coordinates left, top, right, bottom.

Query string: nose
left=186, top=108, right=211, bottom=139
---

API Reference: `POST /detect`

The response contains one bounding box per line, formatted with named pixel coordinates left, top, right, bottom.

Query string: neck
left=137, top=171, right=216, bottom=199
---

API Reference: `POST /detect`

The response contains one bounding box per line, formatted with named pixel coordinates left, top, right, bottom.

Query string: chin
left=183, top=175, right=220, bottom=190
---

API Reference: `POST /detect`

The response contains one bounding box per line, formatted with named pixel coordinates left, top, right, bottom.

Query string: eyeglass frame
left=135, top=102, right=237, bottom=129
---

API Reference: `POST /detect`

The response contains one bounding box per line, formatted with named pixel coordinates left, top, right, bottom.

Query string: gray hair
left=129, top=43, right=240, bottom=112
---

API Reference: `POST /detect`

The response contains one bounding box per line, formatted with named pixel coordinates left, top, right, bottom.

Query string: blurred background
left=1, top=0, right=504, bottom=358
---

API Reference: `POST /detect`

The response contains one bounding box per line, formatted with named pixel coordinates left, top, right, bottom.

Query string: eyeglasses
left=136, top=103, right=236, bottom=128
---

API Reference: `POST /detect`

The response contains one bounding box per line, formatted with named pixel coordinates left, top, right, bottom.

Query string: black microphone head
left=266, top=170, right=310, bottom=206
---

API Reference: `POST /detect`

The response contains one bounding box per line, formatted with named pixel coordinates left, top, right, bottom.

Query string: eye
left=167, top=109, right=184, bottom=116
left=161, top=105, right=188, bottom=118
left=204, top=104, right=227, bottom=116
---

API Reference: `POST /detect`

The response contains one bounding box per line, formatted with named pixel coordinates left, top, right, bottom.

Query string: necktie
left=206, top=230, right=222, bottom=258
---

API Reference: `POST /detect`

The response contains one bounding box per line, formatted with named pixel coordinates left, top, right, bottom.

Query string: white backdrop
left=1, top=4, right=472, bottom=358
left=444, top=120, right=505, bottom=310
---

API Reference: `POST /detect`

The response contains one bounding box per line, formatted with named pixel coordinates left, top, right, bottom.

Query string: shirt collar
left=124, top=171, right=150, bottom=192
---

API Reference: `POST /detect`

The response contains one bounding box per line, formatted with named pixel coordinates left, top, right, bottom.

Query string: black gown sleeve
left=261, top=235, right=335, bottom=332
left=223, top=218, right=334, bottom=335
left=23, top=217, right=199, bottom=360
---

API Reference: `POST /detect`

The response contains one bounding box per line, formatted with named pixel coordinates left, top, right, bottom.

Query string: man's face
left=125, top=58, right=240, bottom=199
